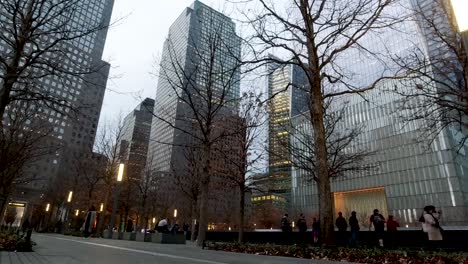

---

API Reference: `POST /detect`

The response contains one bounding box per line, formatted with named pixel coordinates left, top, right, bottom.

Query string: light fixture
left=451, top=0, right=468, bottom=31
left=228, top=227, right=231, bottom=231
left=67, top=191, right=73, bottom=203
left=117, top=163, right=124, bottom=182
left=100, top=203, right=104, bottom=212
left=75, top=209, right=79, bottom=216
left=152, top=217, right=156, bottom=224
left=173, top=209, right=177, bottom=218
left=45, top=203, right=50, bottom=212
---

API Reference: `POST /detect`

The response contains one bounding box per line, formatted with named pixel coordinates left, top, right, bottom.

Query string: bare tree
left=0, top=0, right=113, bottom=119
left=70, top=151, right=106, bottom=208
left=151, top=6, right=242, bottom=246
left=287, top=98, right=376, bottom=183
left=171, top=147, right=201, bottom=241
left=390, top=0, right=468, bottom=149
left=0, top=101, right=53, bottom=220
left=134, top=153, right=162, bottom=232
left=216, top=91, right=267, bottom=243
left=92, top=117, right=126, bottom=236
left=239, top=0, right=402, bottom=245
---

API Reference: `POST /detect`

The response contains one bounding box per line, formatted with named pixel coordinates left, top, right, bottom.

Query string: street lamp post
left=108, top=163, right=124, bottom=238
left=62, top=191, right=73, bottom=234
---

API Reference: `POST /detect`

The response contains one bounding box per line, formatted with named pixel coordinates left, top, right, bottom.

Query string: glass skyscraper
left=266, top=59, right=309, bottom=196
left=290, top=0, right=468, bottom=226
left=146, top=1, right=241, bottom=222
left=147, top=0, right=241, bottom=174
left=0, top=0, right=114, bottom=198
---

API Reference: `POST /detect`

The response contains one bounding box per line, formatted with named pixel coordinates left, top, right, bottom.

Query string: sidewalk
left=0, top=234, right=345, bottom=264
left=0, top=252, right=48, bottom=264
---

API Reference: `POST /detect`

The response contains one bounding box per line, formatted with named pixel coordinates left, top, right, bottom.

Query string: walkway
left=0, top=234, right=345, bottom=264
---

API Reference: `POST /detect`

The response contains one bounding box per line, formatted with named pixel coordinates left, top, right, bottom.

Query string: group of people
left=335, top=209, right=398, bottom=247
left=280, top=213, right=321, bottom=244
left=280, top=205, right=444, bottom=248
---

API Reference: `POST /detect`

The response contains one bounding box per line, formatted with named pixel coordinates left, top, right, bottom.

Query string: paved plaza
left=0, top=234, right=345, bottom=264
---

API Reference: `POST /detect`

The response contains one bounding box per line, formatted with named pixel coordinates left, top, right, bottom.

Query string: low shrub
left=0, top=231, right=33, bottom=252
left=206, top=242, right=468, bottom=263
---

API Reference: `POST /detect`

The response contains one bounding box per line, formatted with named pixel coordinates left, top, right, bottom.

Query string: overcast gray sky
left=100, top=0, right=229, bottom=124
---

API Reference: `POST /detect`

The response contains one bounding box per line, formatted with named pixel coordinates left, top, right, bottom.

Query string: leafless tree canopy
left=235, top=0, right=403, bottom=245
left=390, top=0, right=468, bottom=149
left=0, top=101, right=54, bottom=219
left=150, top=5, right=242, bottom=246
left=0, top=0, right=111, bottom=119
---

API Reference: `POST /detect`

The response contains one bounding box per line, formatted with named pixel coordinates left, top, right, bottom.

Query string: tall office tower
left=0, top=1, right=114, bottom=206
left=266, top=59, right=308, bottom=197
left=148, top=1, right=240, bottom=222
left=118, top=98, right=155, bottom=180
left=148, top=1, right=240, bottom=172
left=290, top=0, right=468, bottom=226
left=147, top=1, right=241, bottom=222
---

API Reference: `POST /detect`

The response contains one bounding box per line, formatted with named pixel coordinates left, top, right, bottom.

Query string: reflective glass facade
left=0, top=0, right=114, bottom=192
left=290, top=0, right=468, bottom=226
left=267, top=61, right=308, bottom=195
left=147, top=1, right=241, bottom=173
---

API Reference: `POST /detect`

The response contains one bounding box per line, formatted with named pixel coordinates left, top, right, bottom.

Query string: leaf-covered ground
left=206, top=242, right=468, bottom=263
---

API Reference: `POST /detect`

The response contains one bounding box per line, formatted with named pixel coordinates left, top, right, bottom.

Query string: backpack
left=373, top=215, right=382, bottom=224
left=419, top=214, right=425, bottom=223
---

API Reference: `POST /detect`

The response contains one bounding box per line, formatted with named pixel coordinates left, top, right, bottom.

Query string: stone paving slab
left=1, top=234, right=348, bottom=264
left=0, top=252, right=48, bottom=264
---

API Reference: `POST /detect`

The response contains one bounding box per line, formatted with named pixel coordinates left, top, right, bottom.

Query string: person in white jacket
left=422, top=205, right=443, bottom=248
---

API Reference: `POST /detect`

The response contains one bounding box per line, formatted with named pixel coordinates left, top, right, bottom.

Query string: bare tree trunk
left=96, top=185, right=111, bottom=237
left=238, top=186, right=245, bottom=244
left=196, top=143, right=212, bottom=247
left=190, top=200, right=198, bottom=241
left=197, top=177, right=210, bottom=246
left=0, top=197, right=7, bottom=222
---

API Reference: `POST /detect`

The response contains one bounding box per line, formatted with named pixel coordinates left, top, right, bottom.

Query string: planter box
left=111, top=232, right=123, bottom=240
left=135, top=233, right=146, bottom=242
left=123, top=232, right=136, bottom=241
left=151, top=233, right=186, bottom=244
left=103, top=230, right=111, bottom=239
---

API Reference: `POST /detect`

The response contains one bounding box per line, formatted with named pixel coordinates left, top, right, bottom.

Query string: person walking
left=386, top=215, right=399, bottom=248
left=297, top=213, right=307, bottom=243
left=349, top=211, right=360, bottom=247
left=422, top=205, right=443, bottom=249
left=335, top=212, right=348, bottom=246
left=369, top=209, right=386, bottom=247
left=312, top=217, right=320, bottom=245
left=126, top=219, right=134, bottom=232
left=281, top=213, right=291, bottom=232
left=82, top=206, right=97, bottom=239
left=297, top=213, right=307, bottom=232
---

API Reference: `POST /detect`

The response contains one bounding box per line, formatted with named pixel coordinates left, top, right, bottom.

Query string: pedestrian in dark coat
left=349, top=211, right=360, bottom=247
left=312, top=217, right=320, bottom=245
left=335, top=212, right=348, bottom=246
left=369, top=209, right=386, bottom=247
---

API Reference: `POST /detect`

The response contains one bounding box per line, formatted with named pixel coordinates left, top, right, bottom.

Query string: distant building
left=266, top=58, right=308, bottom=199
left=146, top=1, right=242, bottom=226
left=119, top=98, right=155, bottom=180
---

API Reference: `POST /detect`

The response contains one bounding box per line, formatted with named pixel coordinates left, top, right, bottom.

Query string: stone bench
left=104, top=231, right=185, bottom=244
left=150, top=233, right=186, bottom=244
